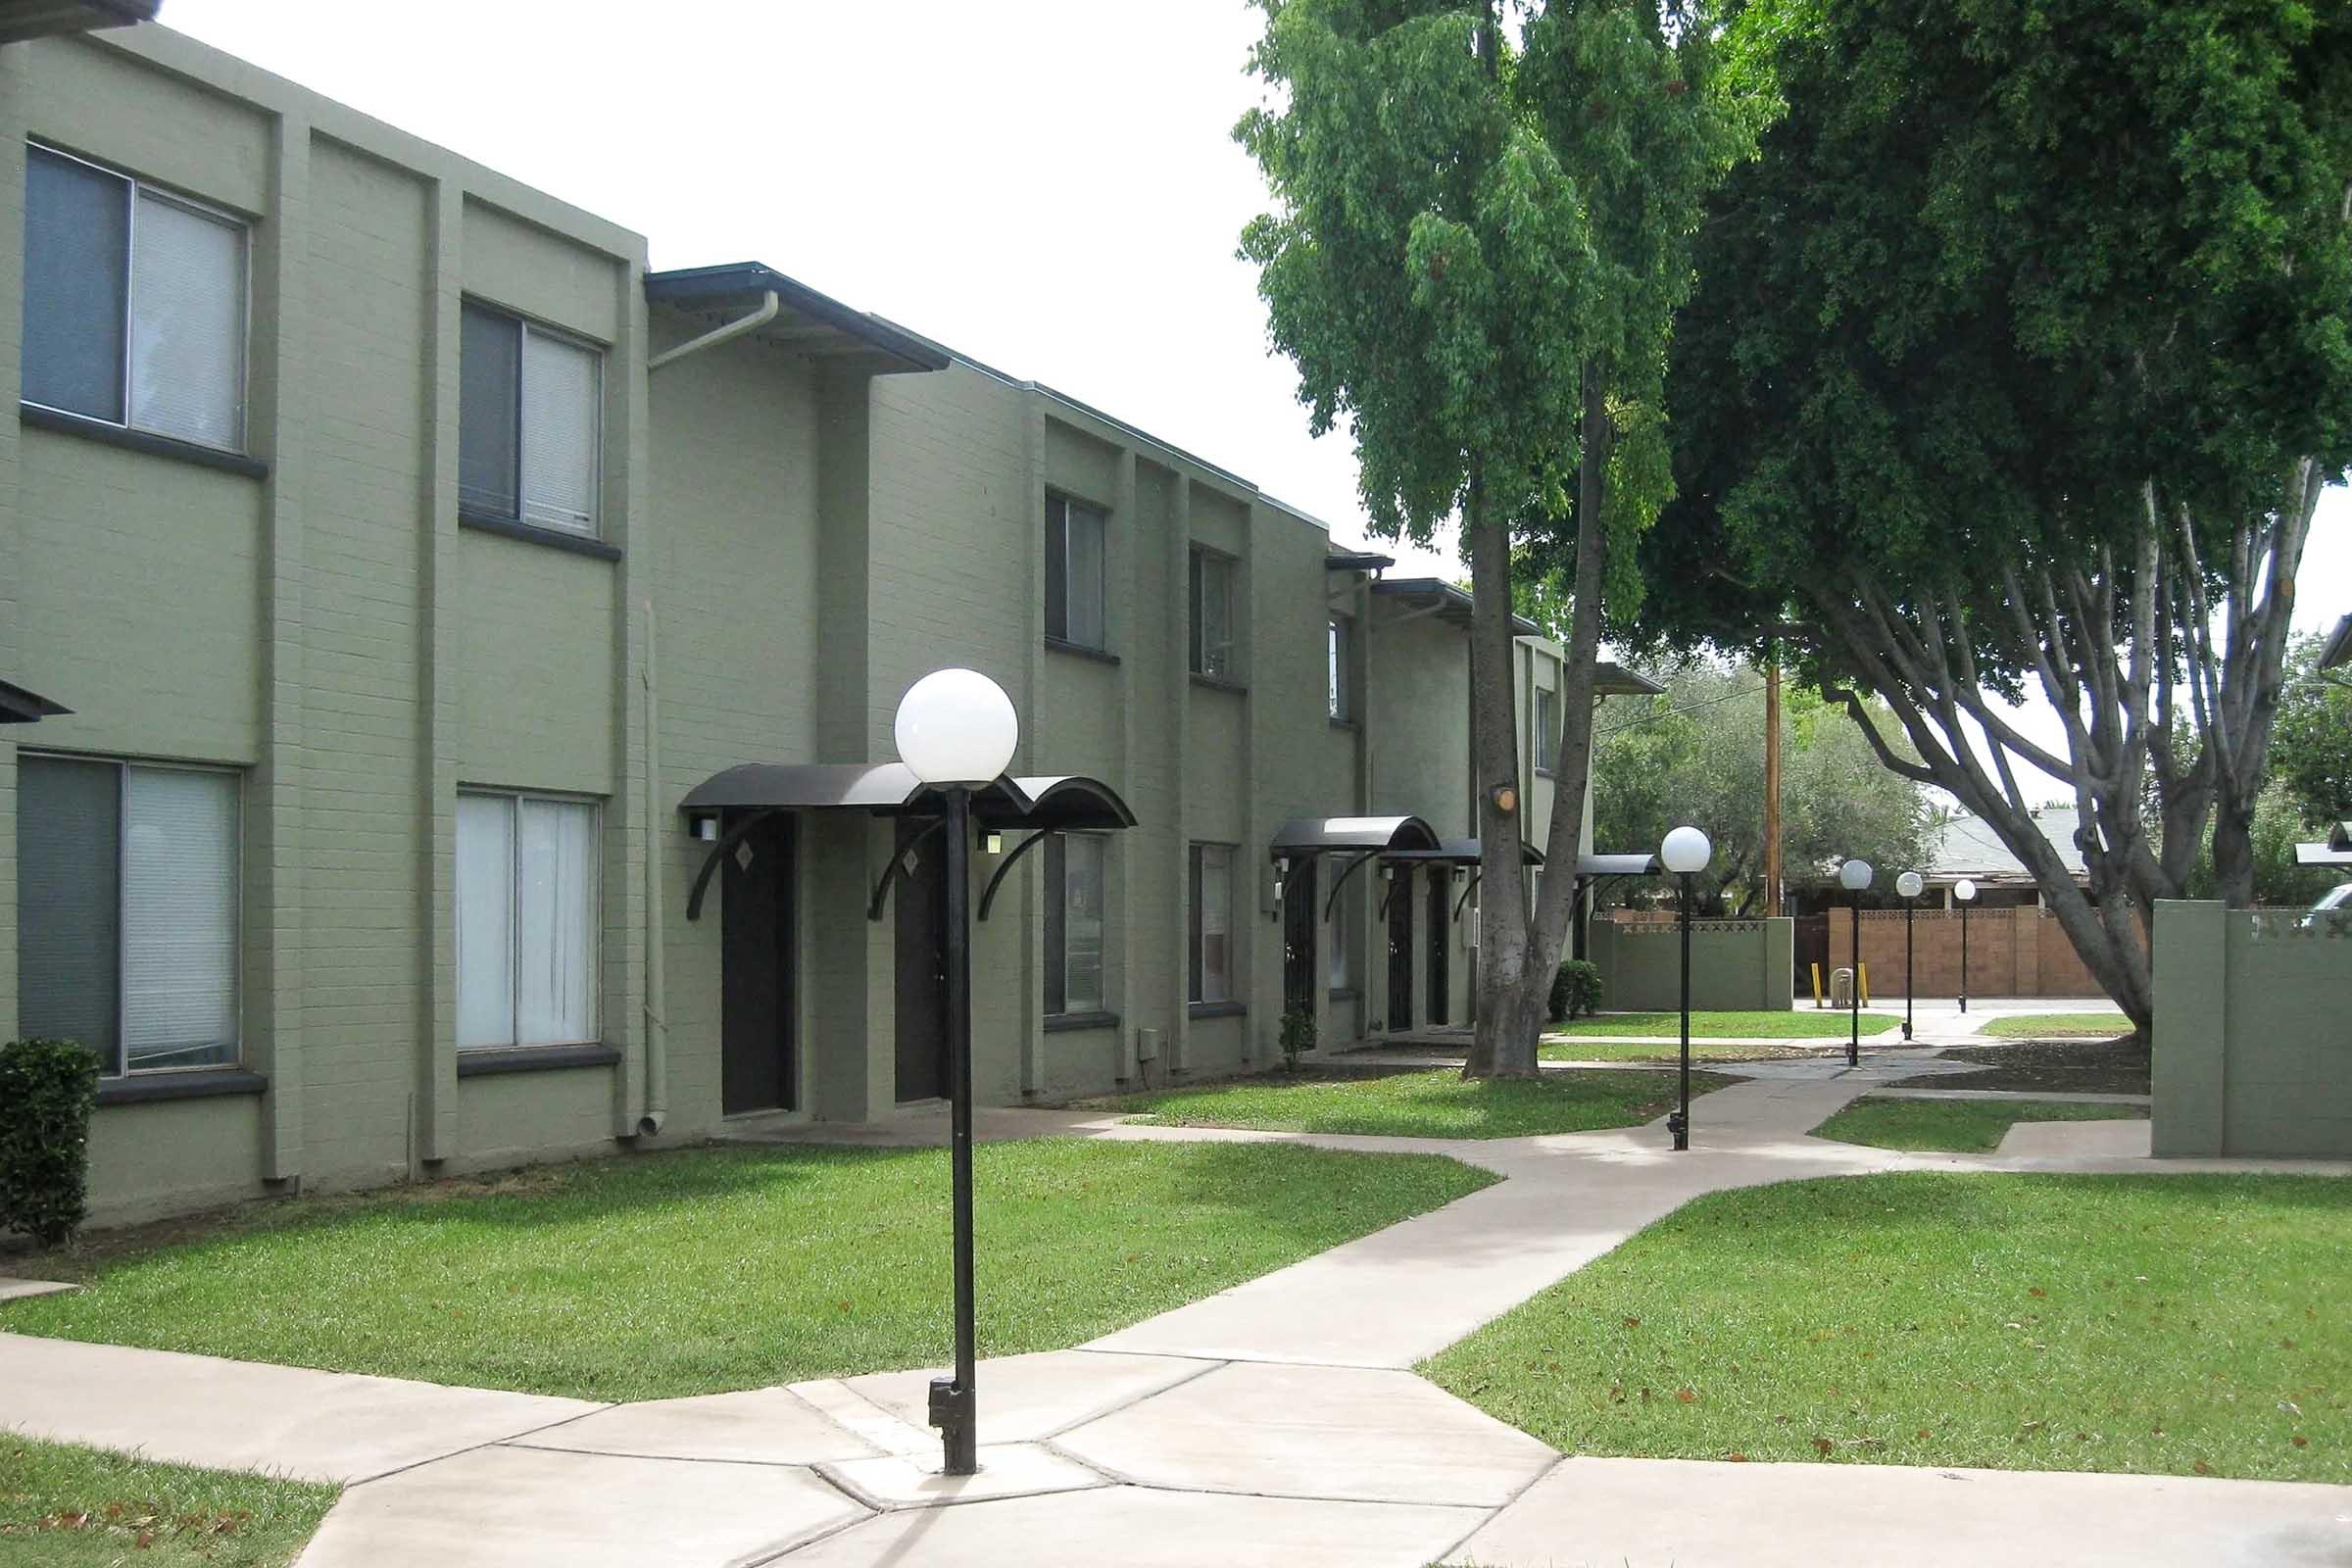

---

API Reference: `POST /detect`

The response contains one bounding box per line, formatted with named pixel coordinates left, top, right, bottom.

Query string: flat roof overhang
left=645, top=263, right=948, bottom=377
left=1363, top=580, right=1664, bottom=695
left=0, top=0, right=157, bottom=44
left=0, top=677, right=71, bottom=724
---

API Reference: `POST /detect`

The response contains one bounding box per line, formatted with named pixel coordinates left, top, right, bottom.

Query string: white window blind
left=519, top=329, right=598, bottom=533
left=457, top=792, right=597, bottom=1049
left=515, top=798, right=595, bottom=1044
left=128, top=191, right=246, bottom=450
left=1196, top=845, right=1232, bottom=1004
left=122, top=767, right=238, bottom=1069
left=456, top=794, right=516, bottom=1050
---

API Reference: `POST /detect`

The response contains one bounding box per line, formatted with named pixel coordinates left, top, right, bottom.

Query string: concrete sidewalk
left=3, top=1068, right=2341, bottom=1567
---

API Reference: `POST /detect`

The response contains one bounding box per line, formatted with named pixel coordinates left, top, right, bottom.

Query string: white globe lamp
left=1895, top=870, right=1924, bottom=900
left=1953, top=877, right=1977, bottom=904
left=1660, top=826, right=1712, bottom=875
left=1838, top=858, right=1873, bottom=892
left=894, top=668, right=1018, bottom=785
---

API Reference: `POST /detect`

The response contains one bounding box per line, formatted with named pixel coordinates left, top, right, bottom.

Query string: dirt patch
left=1895, top=1036, right=2152, bottom=1096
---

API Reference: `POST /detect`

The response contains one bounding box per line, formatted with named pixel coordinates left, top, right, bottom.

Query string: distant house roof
left=1921, top=808, right=2088, bottom=888
left=2294, top=820, right=2352, bottom=868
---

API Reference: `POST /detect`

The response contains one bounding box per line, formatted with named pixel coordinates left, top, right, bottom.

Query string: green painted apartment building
left=0, top=24, right=1632, bottom=1225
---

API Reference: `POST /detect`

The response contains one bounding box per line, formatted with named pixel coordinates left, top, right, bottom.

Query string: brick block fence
left=1823, top=906, right=2119, bottom=1002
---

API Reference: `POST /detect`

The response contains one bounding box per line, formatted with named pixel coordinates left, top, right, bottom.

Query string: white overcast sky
left=163, top=0, right=2348, bottom=781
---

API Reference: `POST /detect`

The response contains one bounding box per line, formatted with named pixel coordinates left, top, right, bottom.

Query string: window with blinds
left=1190, top=549, right=1235, bottom=679
left=1045, top=495, right=1107, bottom=651
left=21, top=143, right=248, bottom=451
left=459, top=302, right=602, bottom=536
left=457, top=791, right=599, bottom=1050
left=15, top=756, right=239, bottom=1076
left=1189, top=843, right=1233, bottom=1004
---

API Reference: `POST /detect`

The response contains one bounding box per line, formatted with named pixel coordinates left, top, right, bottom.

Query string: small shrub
left=0, top=1038, right=102, bottom=1247
left=1549, top=959, right=1603, bottom=1022
left=1279, top=1007, right=1317, bottom=1073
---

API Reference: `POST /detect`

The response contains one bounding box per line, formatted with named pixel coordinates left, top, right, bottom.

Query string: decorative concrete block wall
left=1826, top=906, right=2116, bottom=1002
left=2152, top=900, right=2352, bottom=1159
left=1591, top=916, right=1794, bottom=1012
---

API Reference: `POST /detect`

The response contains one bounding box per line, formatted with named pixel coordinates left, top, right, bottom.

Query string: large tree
left=1593, top=662, right=1936, bottom=913
left=1640, top=0, right=2352, bottom=1031
left=1237, top=0, right=1750, bottom=1073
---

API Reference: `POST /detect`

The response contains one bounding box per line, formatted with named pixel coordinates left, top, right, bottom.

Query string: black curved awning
left=0, top=678, right=70, bottom=724
left=679, top=762, right=1134, bottom=832
left=996, top=776, right=1137, bottom=832
left=1269, top=815, right=1441, bottom=858
left=1579, top=852, right=1661, bottom=877
left=1383, top=837, right=1544, bottom=867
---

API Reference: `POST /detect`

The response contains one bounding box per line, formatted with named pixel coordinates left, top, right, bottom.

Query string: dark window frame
left=1044, top=492, right=1109, bottom=652
left=1328, top=613, right=1354, bottom=723
left=1188, top=547, right=1237, bottom=680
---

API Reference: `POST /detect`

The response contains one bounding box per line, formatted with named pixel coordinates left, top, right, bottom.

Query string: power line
left=1597, top=682, right=1766, bottom=736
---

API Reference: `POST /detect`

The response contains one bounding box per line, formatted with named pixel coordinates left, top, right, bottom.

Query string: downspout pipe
left=638, top=598, right=669, bottom=1136
left=647, top=290, right=779, bottom=370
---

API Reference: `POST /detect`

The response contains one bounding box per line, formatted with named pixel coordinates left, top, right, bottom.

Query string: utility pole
left=1762, top=652, right=1783, bottom=917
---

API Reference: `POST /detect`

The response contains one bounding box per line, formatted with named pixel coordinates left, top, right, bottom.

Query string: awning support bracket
left=866, top=817, right=947, bottom=922
left=684, top=808, right=788, bottom=922
left=1323, top=851, right=1380, bottom=922
left=977, top=829, right=1053, bottom=923
left=1454, top=870, right=1482, bottom=922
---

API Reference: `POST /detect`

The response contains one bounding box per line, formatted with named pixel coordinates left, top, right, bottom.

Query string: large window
left=1328, top=614, right=1353, bottom=721
left=1045, top=495, right=1107, bottom=651
left=22, top=143, right=248, bottom=451
left=17, top=757, right=239, bottom=1076
left=1535, top=685, right=1560, bottom=774
left=457, top=792, right=599, bottom=1050
left=459, top=302, right=602, bottom=537
left=1189, top=843, right=1234, bottom=1004
left=1189, top=549, right=1235, bottom=679
left=1044, top=832, right=1107, bottom=1016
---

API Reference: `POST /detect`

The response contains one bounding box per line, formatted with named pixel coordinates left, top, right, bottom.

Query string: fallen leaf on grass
left=2293, top=1436, right=2309, bottom=1448
left=1813, top=1438, right=1835, bottom=1457
left=2192, top=1460, right=2213, bottom=1476
left=1676, top=1388, right=1697, bottom=1404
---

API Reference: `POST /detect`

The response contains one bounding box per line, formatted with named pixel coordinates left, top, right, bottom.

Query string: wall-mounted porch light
left=983, top=831, right=1004, bottom=856
left=690, top=812, right=720, bottom=842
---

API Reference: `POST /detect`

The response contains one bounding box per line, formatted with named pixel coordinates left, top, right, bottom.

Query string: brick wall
left=1825, top=906, right=2119, bottom=1001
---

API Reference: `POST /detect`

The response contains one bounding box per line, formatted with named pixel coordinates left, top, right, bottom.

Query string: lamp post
left=1838, top=858, right=1873, bottom=1067
left=1659, top=826, right=1712, bottom=1152
left=1953, top=877, right=1978, bottom=1015
left=894, top=666, right=1019, bottom=1478
left=1895, top=871, right=1923, bottom=1042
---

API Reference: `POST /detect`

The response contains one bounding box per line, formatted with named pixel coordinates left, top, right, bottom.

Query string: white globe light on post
left=1894, top=871, right=1924, bottom=1041
left=1657, top=827, right=1712, bottom=1151
left=1953, top=877, right=1979, bottom=1014
left=1837, top=858, right=1872, bottom=1066
left=890, top=667, right=1017, bottom=1479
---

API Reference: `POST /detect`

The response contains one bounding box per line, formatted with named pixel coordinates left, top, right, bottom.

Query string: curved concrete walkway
left=3, top=1060, right=2345, bottom=1567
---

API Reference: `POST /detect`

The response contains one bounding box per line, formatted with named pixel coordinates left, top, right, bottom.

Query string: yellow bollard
left=1858, top=962, right=1871, bottom=1006
left=1809, top=962, right=1825, bottom=1007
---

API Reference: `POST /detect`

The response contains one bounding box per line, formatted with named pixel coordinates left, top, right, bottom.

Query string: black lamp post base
left=929, top=1375, right=975, bottom=1475
left=1901, top=1022, right=1913, bottom=1042
left=1666, top=1109, right=1689, bottom=1152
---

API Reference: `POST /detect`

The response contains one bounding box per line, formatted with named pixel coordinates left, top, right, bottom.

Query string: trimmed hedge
left=0, top=1038, right=101, bottom=1246
left=1549, top=959, right=1603, bottom=1022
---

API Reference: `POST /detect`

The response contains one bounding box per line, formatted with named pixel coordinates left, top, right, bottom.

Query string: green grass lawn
left=1107, top=1067, right=1734, bottom=1139
left=1812, top=1096, right=2149, bottom=1152
left=1978, top=1012, right=2134, bottom=1039
left=0, top=1139, right=1490, bottom=1403
left=1424, top=1172, right=2349, bottom=1482
left=1546, top=1010, right=1900, bottom=1040
left=0, top=1438, right=335, bottom=1568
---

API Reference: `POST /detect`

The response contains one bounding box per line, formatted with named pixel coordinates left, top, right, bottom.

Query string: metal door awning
left=1579, top=852, right=1661, bottom=877
left=1382, top=837, right=1544, bottom=866
left=1270, top=816, right=1442, bottom=920
left=681, top=762, right=1136, bottom=921
left=2294, top=821, right=2352, bottom=867
left=0, top=678, right=70, bottom=724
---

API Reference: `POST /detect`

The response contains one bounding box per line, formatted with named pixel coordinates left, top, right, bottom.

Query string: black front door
left=894, top=817, right=950, bottom=1102
left=721, top=812, right=796, bottom=1115
left=1282, top=858, right=1318, bottom=1017
left=1426, top=872, right=1450, bottom=1027
left=1386, top=868, right=1413, bottom=1030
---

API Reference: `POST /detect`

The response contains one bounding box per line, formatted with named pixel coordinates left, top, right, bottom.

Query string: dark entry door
left=1282, top=858, right=1318, bottom=1017
left=1426, top=873, right=1450, bottom=1026
left=1386, top=868, right=1413, bottom=1030
left=1793, top=912, right=1830, bottom=996
left=894, top=817, right=950, bottom=1102
left=721, top=812, right=797, bottom=1115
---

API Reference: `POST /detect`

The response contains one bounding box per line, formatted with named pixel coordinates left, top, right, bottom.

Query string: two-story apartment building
left=0, top=24, right=1642, bottom=1226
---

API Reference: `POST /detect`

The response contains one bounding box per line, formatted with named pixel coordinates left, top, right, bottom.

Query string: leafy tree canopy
left=2274, top=631, right=2352, bottom=827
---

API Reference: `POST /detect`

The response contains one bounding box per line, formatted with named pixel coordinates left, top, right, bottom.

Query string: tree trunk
left=1463, top=468, right=1533, bottom=1077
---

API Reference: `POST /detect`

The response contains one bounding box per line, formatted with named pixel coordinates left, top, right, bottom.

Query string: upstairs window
left=1328, top=614, right=1353, bottom=721
left=460, top=302, right=602, bottom=536
left=1535, top=686, right=1560, bottom=774
left=1190, top=549, right=1235, bottom=679
left=22, top=143, right=248, bottom=451
left=1045, top=495, right=1107, bottom=651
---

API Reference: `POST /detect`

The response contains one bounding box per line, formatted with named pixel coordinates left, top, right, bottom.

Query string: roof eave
left=645, top=263, right=948, bottom=375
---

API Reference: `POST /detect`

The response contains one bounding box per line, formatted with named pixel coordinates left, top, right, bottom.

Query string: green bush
left=1549, top=959, right=1603, bottom=1022
left=0, top=1038, right=101, bottom=1247
left=1279, top=1007, right=1317, bottom=1073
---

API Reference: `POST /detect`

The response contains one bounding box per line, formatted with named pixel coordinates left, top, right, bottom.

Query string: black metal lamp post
left=1838, top=858, right=1872, bottom=1067
left=1953, top=877, right=1977, bottom=1015
left=1658, top=826, right=1712, bottom=1151
left=895, top=667, right=1020, bottom=1478
left=1895, top=870, right=1923, bottom=1042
